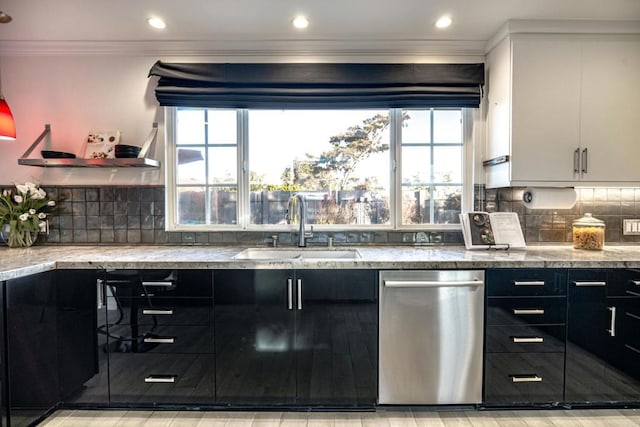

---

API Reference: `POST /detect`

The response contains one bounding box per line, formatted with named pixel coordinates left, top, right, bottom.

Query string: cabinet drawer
left=106, top=298, right=213, bottom=326
left=486, top=325, right=565, bottom=353
left=109, top=353, right=214, bottom=404
left=107, top=324, right=213, bottom=354
left=484, top=353, right=564, bottom=404
left=607, top=269, right=640, bottom=298
left=487, top=269, right=567, bottom=297
left=105, top=270, right=212, bottom=298
left=487, top=297, right=566, bottom=325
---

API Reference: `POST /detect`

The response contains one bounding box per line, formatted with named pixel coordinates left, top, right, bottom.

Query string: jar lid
left=573, top=213, right=605, bottom=227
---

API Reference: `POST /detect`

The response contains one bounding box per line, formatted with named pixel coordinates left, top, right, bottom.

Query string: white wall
left=0, top=55, right=164, bottom=185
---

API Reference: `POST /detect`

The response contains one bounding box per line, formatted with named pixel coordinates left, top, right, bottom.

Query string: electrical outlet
left=623, top=219, right=640, bottom=235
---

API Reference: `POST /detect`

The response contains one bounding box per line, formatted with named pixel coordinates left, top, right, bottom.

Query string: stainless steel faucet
left=286, top=193, right=313, bottom=247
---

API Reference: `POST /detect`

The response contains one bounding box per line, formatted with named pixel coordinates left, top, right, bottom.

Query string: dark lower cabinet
left=104, top=269, right=214, bottom=406
left=566, top=269, right=640, bottom=403
left=0, top=282, right=7, bottom=427
left=6, top=271, right=59, bottom=427
left=213, top=269, right=377, bottom=407
left=57, top=269, right=108, bottom=406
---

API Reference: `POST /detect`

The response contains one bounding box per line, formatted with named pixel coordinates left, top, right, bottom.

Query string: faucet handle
left=271, top=235, right=279, bottom=248
left=305, top=225, right=314, bottom=238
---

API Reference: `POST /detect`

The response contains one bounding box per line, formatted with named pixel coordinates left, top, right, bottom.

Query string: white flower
left=25, top=182, right=37, bottom=191
left=39, top=221, right=47, bottom=232
left=38, top=212, right=47, bottom=219
left=47, top=200, right=56, bottom=207
left=28, top=209, right=36, bottom=215
left=15, top=184, right=29, bottom=195
left=19, top=213, right=29, bottom=221
left=32, top=188, right=46, bottom=200
left=13, top=195, right=23, bottom=203
left=2, top=189, right=10, bottom=196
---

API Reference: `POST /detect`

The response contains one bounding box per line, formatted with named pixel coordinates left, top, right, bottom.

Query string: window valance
left=148, top=61, right=484, bottom=109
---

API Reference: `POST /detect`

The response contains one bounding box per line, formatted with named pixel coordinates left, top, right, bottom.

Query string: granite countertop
left=2, top=244, right=640, bottom=281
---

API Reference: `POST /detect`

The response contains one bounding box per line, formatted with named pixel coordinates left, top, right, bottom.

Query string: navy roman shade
left=148, top=61, right=484, bottom=109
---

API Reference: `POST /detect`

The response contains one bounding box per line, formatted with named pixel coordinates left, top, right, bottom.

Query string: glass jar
left=572, top=213, right=605, bottom=250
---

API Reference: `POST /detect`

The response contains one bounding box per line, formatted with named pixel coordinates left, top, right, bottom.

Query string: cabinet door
left=214, top=270, right=295, bottom=405
left=580, top=40, right=640, bottom=183
left=510, top=38, right=582, bottom=184
left=57, top=269, right=108, bottom=405
left=566, top=269, right=640, bottom=402
left=6, top=271, right=59, bottom=427
left=295, top=270, right=377, bottom=407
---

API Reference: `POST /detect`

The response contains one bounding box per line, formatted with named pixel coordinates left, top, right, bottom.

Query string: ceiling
left=0, top=0, right=639, bottom=55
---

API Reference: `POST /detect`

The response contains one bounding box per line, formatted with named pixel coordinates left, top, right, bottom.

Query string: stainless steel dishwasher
left=378, top=270, right=485, bottom=405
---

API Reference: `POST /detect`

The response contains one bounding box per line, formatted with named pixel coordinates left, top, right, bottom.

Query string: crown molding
left=0, top=38, right=486, bottom=61
left=486, top=19, right=640, bottom=52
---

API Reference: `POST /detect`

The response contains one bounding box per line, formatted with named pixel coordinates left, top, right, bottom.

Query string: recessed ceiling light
left=147, top=17, right=166, bottom=30
left=435, top=15, right=453, bottom=29
left=292, top=15, right=309, bottom=30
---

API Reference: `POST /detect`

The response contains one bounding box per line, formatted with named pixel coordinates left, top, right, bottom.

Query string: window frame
left=165, top=107, right=473, bottom=232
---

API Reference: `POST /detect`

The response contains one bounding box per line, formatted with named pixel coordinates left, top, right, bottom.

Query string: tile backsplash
left=3, top=184, right=639, bottom=246
left=486, top=187, right=640, bottom=244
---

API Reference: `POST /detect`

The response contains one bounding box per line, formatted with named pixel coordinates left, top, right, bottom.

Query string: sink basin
left=233, top=248, right=360, bottom=260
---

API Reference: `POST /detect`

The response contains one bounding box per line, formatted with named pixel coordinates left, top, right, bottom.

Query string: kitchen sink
left=233, top=248, right=360, bottom=260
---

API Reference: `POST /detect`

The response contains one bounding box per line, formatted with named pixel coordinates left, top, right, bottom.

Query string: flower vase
left=1, top=224, right=38, bottom=248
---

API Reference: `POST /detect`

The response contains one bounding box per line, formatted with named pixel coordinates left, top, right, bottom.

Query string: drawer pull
left=142, top=309, right=174, bottom=315
left=142, top=281, right=175, bottom=288
left=513, top=281, right=545, bottom=286
left=626, top=290, right=640, bottom=297
left=144, top=375, right=176, bottom=383
left=512, top=337, right=544, bottom=343
left=631, top=280, right=640, bottom=286
left=511, top=375, right=542, bottom=383
left=573, top=281, right=606, bottom=287
left=513, top=309, right=545, bottom=315
left=143, top=337, right=176, bottom=344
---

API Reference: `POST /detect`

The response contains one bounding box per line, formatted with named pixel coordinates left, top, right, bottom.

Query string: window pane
left=433, top=110, right=462, bottom=143
left=208, top=147, right=237, bottom=184
left=210, top=187, right=237, bottom=225
left=177, top=187, right=206, bottom=224
left=176, top=148, right=206, bottom=185
left=401, top=186, right=462, bottom=225
left=176, top=109, right=205, bottom=145
left=248, top=110, right=391, bottom=225
left=207, top=110, right=237, bottom=144
left=402, top=110, right=431, bottom=144
left=401, top=146, right=431, bottom=184
left=433, top=146, right=462, bottom=183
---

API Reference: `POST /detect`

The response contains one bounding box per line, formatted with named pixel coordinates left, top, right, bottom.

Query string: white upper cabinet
left=485, top=31, right=640, bottom=188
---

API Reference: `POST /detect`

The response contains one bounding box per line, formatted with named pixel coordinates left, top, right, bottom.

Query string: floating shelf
left=18, top=123, right=160, bottom=168
left=18, top=157, right=160, bottom=168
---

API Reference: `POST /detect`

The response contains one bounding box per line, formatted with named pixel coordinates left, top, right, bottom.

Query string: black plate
left=41, top=150, right=76, bottom=159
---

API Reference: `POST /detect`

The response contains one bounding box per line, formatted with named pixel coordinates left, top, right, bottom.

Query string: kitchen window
left=165, top=107, right=472, bottom=231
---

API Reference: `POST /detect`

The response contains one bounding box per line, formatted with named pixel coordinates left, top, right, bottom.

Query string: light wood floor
left=38, top=409, right=640, bottom=427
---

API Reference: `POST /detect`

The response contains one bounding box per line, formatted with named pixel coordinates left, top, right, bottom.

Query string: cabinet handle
left=573, top=148, right=580, bottom=173
left=512, top=337, right=544, bottom=343
left=572, top=281, right=606, bottom=287
left=513, top=281, right=545, bottom=286
left=297, top=279, right=302, bottom=310
left=142, top=281, right=174, bottom=287
left=631, top=280, right=640, bottom=286
left=581, top=148, right=588, bottom=173
left=287, top=279, right=293, bottom=310
left=144, top=375, right=176, bottom=383
left=513, top=309, right=544, bottom=315
left=143, top=337, right=176, bottom=344
left=607, top=306, right=616, bottom=337
left=626, top=290, right=640, bottom=297
left=142, top=309, right=174, bottom=315
left=511, top=375, right=542, bottom=383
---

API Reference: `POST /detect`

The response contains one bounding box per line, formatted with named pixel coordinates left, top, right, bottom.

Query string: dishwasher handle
left=384, top=280, right=483, bottom=288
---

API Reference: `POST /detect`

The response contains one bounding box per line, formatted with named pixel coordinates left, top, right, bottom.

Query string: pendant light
left=0, top=11, right=16, bottom=140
